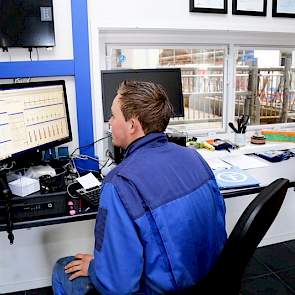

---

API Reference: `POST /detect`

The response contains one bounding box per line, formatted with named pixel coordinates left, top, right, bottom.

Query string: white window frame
left=98, top=29, right=295, bottom=137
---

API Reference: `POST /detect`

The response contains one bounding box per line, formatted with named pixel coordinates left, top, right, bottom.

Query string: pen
left=228, top=122, right=239, bottom=133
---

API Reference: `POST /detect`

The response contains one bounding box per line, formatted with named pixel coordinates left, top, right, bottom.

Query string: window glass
left=109, top=48, right=225, bottom=130
left=235, top=49, right=295, bottom=125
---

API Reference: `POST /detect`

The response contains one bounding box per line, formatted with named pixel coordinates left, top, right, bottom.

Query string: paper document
left=206, top=158, right=232, bottom=170
left=76, top=173, right=101, bottom=190
left=222, top=154, right=269, bottom=170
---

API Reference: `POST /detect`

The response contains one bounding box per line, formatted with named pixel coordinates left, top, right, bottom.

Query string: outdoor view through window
left=235, top=49, right=295, bottom=126
left=108, top=48, right=295, bottom=131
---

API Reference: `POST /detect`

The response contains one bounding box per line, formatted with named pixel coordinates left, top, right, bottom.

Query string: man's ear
left=128, top=118, right=137, bottom=134
left=129, top=117, right=143, bottom=135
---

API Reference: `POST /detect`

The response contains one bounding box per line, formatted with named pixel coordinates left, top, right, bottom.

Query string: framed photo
left=189, top=0, right=228, bottom=14
left=273, top=0, right=295, bottom=18
left=232, top=0, right=267, bottom=16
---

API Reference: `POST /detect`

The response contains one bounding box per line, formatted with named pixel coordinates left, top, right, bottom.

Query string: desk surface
left=1, top=142, right=294, bottom=232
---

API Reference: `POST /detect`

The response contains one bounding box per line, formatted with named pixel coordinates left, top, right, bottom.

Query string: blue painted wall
left=71, top=0, right=95, bottom=158
left=0, top=60, right=74, bottom=78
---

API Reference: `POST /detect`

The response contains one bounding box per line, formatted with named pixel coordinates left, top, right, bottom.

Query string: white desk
left=198, top=142, right=295, bottom=250
left=0, top=142, right=294, bottom=293
left=198, top=141, right=295, bottom=188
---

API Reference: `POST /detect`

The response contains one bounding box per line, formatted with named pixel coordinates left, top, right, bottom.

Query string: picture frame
left=232, top=0, right=267, bottom=16
left=272, top=0, right=295, bottom=18
left=189, top=0, right=228, bottom=14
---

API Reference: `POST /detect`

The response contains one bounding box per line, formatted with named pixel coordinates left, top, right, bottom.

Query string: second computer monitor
left=101, top=68, right=184, bottom=122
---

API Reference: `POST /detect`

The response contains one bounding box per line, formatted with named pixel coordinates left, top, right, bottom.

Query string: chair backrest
left=174, top=178, right=290, bottom=295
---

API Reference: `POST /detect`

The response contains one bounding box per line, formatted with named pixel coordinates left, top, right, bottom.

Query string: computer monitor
left=0, top=80, right=72, bottom=162
left=101, top=68, right=184, bottom=122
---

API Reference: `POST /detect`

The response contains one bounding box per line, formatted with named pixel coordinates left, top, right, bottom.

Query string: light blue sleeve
left=88, top=182, right=144, bottom=295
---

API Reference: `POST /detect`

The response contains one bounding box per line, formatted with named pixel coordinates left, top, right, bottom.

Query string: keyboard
left=76, top=186, right=101, bottom=207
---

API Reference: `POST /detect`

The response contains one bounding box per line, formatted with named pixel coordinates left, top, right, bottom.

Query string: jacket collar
left=123, top=132, right=168, bottom=159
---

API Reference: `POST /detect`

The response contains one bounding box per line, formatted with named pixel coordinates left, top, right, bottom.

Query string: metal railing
left=173, top=65, right=295, bottom=125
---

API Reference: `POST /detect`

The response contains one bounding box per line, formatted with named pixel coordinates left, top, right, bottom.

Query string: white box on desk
left=8, top=176, right=40, bottom=197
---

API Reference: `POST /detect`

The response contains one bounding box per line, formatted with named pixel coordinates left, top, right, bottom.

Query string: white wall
left=87, top=0, right=295, bottom=33
left=87, top=0, right=295, bottom=158
left=0, top=220, right=95, bottom=293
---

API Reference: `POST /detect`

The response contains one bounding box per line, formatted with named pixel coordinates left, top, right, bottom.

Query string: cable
left=70, top=134, right=111, bottom=156
left=28, top=47, right=33, bottom=61
left=105, top=149, right=115, bottom=161
left=100, top=157, right=114, bottom=171
left=71, top=154, right=100, bottom=163
left=0, top=161, right=16, bottom=172
left=99, top=149, right=115, bottom=170
left=66, top=181, right=79, bottom=199
left=70, top=156, right=80, bottom=178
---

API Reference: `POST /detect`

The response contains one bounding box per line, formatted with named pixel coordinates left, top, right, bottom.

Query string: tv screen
left=101, top=68, right=184, bottom=122
left=0, top=0, right=55, bottom=48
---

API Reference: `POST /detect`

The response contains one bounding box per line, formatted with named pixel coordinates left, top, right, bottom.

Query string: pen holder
left=234, top=133, right=246, bottom=146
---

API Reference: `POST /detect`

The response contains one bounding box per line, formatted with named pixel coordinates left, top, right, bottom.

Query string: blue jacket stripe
left=90, top=183, right=144, bottom=295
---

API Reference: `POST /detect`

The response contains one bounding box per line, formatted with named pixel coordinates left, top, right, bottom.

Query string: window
left=101, top=30, right=295, bottom=136
left=107, top=47, right=226, bottom=131
left=235, top=48, right=295, bottom=126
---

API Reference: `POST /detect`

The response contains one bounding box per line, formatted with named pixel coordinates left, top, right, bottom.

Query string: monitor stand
left=14, top=150, right=43, bottom=169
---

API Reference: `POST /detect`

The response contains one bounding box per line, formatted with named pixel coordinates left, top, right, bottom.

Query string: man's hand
left=64, top=253, right=94, bottom=280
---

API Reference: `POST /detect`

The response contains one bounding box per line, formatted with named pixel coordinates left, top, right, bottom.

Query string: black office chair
left=171, top=178, right=290, bottom=295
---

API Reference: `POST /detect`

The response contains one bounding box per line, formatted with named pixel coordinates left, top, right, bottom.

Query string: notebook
left=213, top=167, right=260, bottom=190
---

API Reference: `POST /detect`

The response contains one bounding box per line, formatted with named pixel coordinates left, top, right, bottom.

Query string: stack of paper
left=221, top=154, right=269, bottom=170
left=205, top=158, right=232, bottom=170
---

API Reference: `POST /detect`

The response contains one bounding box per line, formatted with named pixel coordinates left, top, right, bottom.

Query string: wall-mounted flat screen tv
left=0, top=0, right=55, bottom=48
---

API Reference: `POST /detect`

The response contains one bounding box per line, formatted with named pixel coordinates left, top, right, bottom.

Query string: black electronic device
left=0, top=191, right=67, bottom=223
left=255, top=150, right=292, bottom=163
left=67, top=181, right=101, bottom=208
left=75, top=186, right=100, bottom=207
left=0, top=172, right=14, bottom=244
left=112, top=132, right=187, bottom=164
left=113, top=146, right=124, bottom=164
left=101, top=68, right=184, bottom=122
left=212, top=139, right=237, bottom=151
left=39, top=168, right=66, bottom=193
left=166, top=132, right=187, bottom=147
left=0, top=80, right=72, bottom=164
left=0, top=0, right=55, bottom=48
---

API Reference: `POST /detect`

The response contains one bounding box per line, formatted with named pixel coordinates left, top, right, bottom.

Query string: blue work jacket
left=88, top=132, right=226, bottom=295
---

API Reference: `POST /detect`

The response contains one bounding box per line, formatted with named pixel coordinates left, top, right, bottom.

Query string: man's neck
left=123, top=134, right=145, bottom=150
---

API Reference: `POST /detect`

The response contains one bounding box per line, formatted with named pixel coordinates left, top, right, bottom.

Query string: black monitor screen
left=0, top=0, right=55, bottom=48
left=0, top=80, right=72, bottom=162
left=101, top=68, right=184, bottom=122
